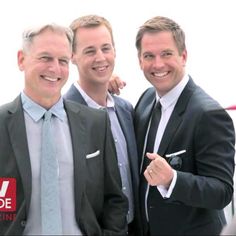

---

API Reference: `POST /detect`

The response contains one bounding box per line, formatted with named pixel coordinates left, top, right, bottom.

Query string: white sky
left=0, top=0, right=236, bottom=108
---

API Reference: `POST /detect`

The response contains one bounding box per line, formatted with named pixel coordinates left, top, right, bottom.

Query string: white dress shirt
left=143, top=74, right=189, bottom=220
left=73, top=82, right=134, bottom=223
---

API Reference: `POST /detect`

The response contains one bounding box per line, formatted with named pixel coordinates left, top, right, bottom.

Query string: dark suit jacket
left=0, top=95, right=128, bottom=236
left=135, top=78, right=235, bottom=235
left=64, top=84, right=143, bottom=236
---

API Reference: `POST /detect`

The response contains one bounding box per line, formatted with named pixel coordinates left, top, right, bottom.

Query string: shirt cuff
left=157, top=170, right=177, bottom=198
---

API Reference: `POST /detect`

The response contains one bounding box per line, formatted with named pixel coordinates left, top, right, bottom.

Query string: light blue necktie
left=41, top=111, right=62, bottom=235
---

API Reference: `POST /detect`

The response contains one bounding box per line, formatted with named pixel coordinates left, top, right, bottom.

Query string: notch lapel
left=114, top=100, right=139, bottom=182
left=7, top=96, right=32, bottom=213
left=135, top=92, right=156, bottom=169
left=158, top=78, right=197, bottom=156
left=64, top=101, right=86, bottom=216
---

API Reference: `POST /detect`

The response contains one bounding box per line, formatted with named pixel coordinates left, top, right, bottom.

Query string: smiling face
left=139, top=31, right=187, bottom=97
left=72, top=25, right=115, bottom=88
left=17, top=28, right=72, bottom=108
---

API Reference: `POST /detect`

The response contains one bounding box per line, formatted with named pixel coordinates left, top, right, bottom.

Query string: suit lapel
left=7, top=96, right=32, bottom=213
left=158, top=78, right=197, bottom=156
left=114, top=102, right=133, bottom=147
left=114, top=101, right=139, bottom=181
left=158, top=109, right=182, bottom=156
left=64, top=100, right=86, bottom=216
left=135, top=95, right=156, bottom=168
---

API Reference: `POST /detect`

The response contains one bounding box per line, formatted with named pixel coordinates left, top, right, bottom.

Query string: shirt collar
left=74, top=81, right=115, bottom=110
left=21, top=92, right=66, bottom=122
left=157, top=74, right=189, bottom=110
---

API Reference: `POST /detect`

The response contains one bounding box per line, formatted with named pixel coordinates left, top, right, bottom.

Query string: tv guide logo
left=0, top=178, right=16, bottom=212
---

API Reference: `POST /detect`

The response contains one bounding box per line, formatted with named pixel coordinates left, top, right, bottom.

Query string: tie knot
left=157, top=100, right=162, bottom=107
left=154, top=101, right=162, bottom=112
left=44, top=111, right=52, bottom=121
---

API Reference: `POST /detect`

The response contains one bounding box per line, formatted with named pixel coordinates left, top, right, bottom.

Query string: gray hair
left=22, top=23, right=74, bottom=52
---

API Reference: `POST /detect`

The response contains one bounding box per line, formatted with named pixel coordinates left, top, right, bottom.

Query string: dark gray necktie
left=41, top=111, right=62, bottom=235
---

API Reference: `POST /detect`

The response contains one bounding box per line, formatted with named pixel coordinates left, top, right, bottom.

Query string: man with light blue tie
left=0, top=23, right=127, bottom=235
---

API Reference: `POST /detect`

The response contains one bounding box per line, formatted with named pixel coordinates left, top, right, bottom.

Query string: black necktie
left=140, top=101, right=162, bottom=229
left=142, top=101, right=162, bottom=173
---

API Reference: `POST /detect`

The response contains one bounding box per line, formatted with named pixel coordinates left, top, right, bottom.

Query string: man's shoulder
left=112, top=95, right=133, bottom=109
left=64, top=99, right=109, bottom=130
left=0, top=95, right=21, bottom=115
left=190, top=86, right=223, bottom=112
left=64, top=99, right=105, bottom=116
left=135, top=87, right=155, bottom=109
left=63, top=84, right=84, bottom=102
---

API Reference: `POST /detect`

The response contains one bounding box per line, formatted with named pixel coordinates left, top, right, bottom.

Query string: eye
left=39, top=56, right=52, bottom=62
left=143, top=53, right=154, bottom=60
left=59, top=59, right=69, bottom=65
left=161, top=51, right=173, bottom=57
left=102, top=45, right=112, bottom=53
left=84, top=49, right=96, bottom=55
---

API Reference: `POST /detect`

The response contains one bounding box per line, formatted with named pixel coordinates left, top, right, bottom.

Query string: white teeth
left=44, top=76, right=58, bottom=82
left=153, top=72, right=168, bottom=77
left=94, top=66, right=107, bottom=72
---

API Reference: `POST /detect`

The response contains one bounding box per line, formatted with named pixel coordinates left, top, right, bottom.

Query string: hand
left=144, top=152, right=174, bottom=187
left=108, top=74, right=126, bottom=95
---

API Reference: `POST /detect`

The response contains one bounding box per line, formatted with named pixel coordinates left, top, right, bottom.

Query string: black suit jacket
left=64, top=84, right=143, bottom=236
left=0, top=95, right=128, bottom=235
left=135, top=78, right=235, bottom=235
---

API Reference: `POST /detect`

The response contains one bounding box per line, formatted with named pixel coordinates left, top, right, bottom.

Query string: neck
left=78, top=80, right=108, bottom=107
left=23, top=89, right=60, bottom=109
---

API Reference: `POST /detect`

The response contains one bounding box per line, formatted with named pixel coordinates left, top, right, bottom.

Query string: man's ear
left=17, top=50, right=25, bottom=71
left=139, top=54, right=144, bottom=70
left=181, top=49, right=187, bottom=67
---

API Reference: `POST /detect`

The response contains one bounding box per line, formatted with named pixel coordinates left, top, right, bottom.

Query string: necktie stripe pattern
left=41, top=111, right=62, bottom=235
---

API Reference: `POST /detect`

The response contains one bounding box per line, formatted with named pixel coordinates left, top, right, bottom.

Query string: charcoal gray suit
left=64, top=84, right=142, bottom=236
left=0, top=95, right=128, bottom=235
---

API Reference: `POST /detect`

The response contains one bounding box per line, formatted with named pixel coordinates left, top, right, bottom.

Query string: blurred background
left=0, top=0, right=236, bottom=107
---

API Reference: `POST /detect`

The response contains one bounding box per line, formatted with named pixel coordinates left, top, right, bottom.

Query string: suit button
left=21, top=220, right=26, bottom=227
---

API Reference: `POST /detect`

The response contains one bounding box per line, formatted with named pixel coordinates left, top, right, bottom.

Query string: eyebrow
left=37, top=52, right=70, bottom=60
